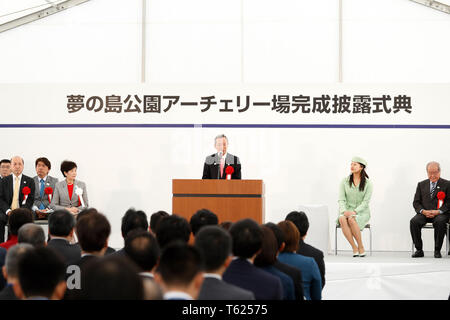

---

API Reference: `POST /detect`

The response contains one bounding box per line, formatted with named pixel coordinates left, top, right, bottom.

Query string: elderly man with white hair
left=0, top=157, right=35, bottom=243
left=411, top=161, right=450, bottom=258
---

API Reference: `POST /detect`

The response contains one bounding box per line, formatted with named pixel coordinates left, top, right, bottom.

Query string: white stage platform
left=322, top=251, right=450, bottom=300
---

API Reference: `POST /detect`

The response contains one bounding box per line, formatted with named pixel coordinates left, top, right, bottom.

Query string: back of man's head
left=194, top=226, right=231, bottom=272
left=121, top=208, right=148, bottom=239
left=285, top=211, right=309, bottom=237
left=16, top=247, right=66, bottom=299
left=190, top=209, right=219, bottom=236
left=18, top=223, right=45, bottom=247
left=8, top=208, right=33, bottom=235
left=124, top=229, right=160, bottom=272
left=4, top=243, right=34, bottom=280
left=229, top=219, right=262, bottom=259
left=155, top=215, right=191, bottom=249
left=48, top=210, right=75, bottom=237
left=158, top=242, right=203, bottom=288
left=149, top=211, right=169, bottom=233
left=76, top=212, right=111, bottom=253
left=81, top=255, right=143, bottom=300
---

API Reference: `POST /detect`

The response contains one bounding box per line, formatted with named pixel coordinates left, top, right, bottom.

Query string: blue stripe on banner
left=0, top=124, right=449, bottom=129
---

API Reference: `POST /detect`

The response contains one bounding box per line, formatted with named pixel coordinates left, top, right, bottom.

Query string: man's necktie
left=220, top=157, right=225, bottom=178
left=430, top=182, right=436, bottom=199
left=11, top=176, right=20, bottom=210
left=39, top=179, right=45, bottom=210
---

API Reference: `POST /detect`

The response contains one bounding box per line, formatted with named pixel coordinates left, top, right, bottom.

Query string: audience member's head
left=8, top=208, right=33, bottom=236
left=285, top=211, right=309, bottom=238
left=156, top=242, right=204, bottom=299
left=254, top=226, right=278, bottom=267
left=149, top=210, right=169, bottom=234
left=194, top=226, right=232, bottom=273
left=75, top=212, right=111, bottom=255
left=229, top=218, right=262, bottom=260
left=264, top=222, right=286, bottom=252
left=121, top=208, right=149, bottom=240
left=18, top=223, right=46, bottom=247
left=189, top=209, right=219, bottom=236
left=2, top=244, right=34, bottom=284
left=0, top=159, right=11, bottom=178
left=124, top=229, right=160, bottom=273
left=219, top=221, right=233, bottom=231
left=277, top=221, right=300, bottom=253
left=155, top=215, right=191, bottom=249
left=76, top=208, right=98, bottom=222
left=15, top=247, right=66, bottom=300
left=48, top=209, right=76, bottom=238
left=81, top=255, right=143, bottom=300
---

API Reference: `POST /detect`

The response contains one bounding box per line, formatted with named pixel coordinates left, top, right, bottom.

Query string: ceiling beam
left=409, top=0, right=450, bottom=14
left=0, top=0, right=91, bottom=34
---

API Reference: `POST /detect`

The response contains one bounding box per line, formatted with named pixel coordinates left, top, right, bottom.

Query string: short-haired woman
left=50, top=160, right=89, bottom=216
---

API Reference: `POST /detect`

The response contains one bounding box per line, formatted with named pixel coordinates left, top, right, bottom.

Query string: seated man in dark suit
left=14, top=247, right=66, bottom=300
left=195, top=226, right=255, bottom=300
left=47, top=210, right=81, bottom=265
left=222, top=219, right=283, bottom=300
left=0, top=156, right=35, bottom=242
left=80, top=255, right=144, bottom=300
left=202, top=134, right=241, bottom=179
left=0, top=244, right=34, bottom=300
left=149, top=210, right=169, bottom=235
left=155, top=215, right=191, bottom=249
left=286, top=211, right=326, bottom=288
left=411, top=161, right=450, bottom=258
left=74, top=211, right=111, bottom=268
left=265, top=222, right=305, bottom=300
left=65, top=212, right=111, bottom=300
left=155, top=242, right=204, bottom=300
left=75, top=208, right=115, bottom=255
left=124, top=229, right=163, bottom=300
left=113, top=208, right=149, bottom=256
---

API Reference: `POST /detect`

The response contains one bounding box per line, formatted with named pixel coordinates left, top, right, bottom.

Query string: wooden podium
left=172, top=179, right=264, bottom=224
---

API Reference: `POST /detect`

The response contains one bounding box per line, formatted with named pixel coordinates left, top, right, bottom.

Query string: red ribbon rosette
left=45, top=186, right=53, bottom=203
left=225, top=166, right=234, bottom=180
left=21, top=186, right=31, bottom=205
left=437, top=191, right=446, bottom=209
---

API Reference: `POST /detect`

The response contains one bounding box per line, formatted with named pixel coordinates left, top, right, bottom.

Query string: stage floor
left=322, top=251, right=450, bottom=300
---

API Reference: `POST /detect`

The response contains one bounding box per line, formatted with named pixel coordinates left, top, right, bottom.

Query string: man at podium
left=202, top=134, right=241, bottom=180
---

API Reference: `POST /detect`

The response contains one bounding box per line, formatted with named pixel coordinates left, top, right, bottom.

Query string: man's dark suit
left=0, top=284, right=17, bottom=300
left=202, top=153, right=241, bottom=179
left=0, top=174, right=35, bottom=242
left=297, top=239, right=326, bottom=288
left=273, top=260, right=305, bottom=301
left=198, top=276, right=255, bottom=300
left=47, top=239, right=81, bottom=266
left=411, top=178, right=450, bottom=251
left=64, top=255, right=98, bottom=300
left=223, top=258, right=283, bottom=300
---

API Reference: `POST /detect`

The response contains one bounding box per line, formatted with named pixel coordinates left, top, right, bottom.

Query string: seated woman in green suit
left=337, top=156, right=373, bottom=257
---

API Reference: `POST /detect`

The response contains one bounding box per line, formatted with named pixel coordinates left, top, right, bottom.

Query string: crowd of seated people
left=0, top=204, right=325, bottom=300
